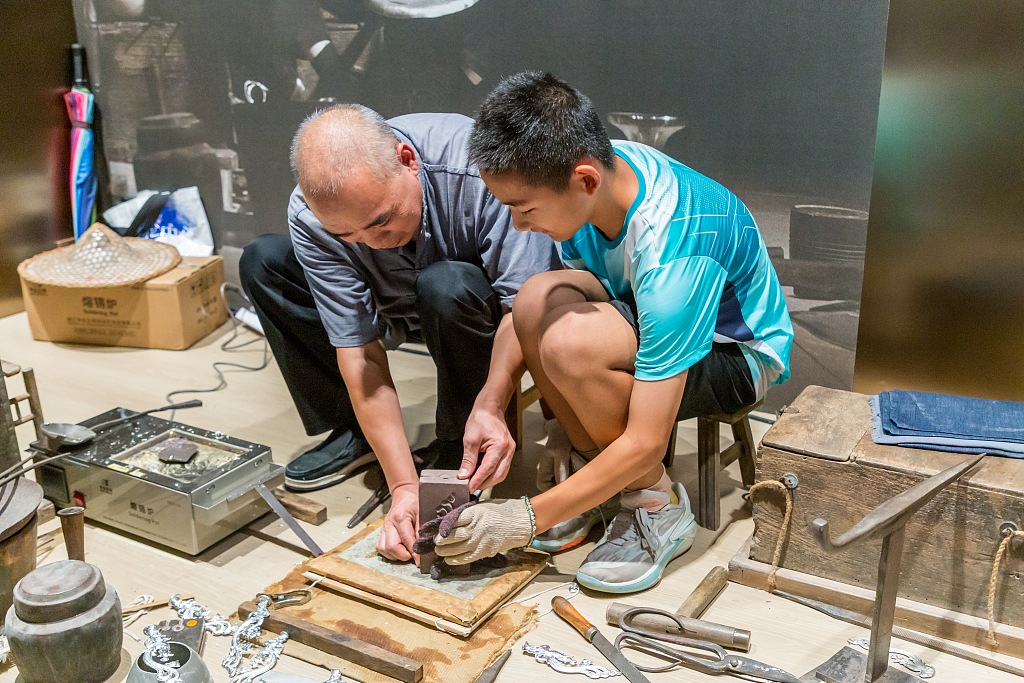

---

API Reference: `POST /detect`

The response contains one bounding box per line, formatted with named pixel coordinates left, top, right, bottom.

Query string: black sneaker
left=284, top=428, right=375, bottom=491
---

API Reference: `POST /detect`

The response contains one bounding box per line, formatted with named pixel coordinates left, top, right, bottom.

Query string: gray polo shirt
left=289, top=112, right=561, bottom=349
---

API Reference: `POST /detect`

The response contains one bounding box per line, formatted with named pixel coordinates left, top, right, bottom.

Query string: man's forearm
left=473, top=313, right=526, bottom=413
left=336, top=343, right=417, bottom=494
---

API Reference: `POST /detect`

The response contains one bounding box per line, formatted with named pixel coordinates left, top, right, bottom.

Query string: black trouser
left=239, top=234, right=501, bottom=442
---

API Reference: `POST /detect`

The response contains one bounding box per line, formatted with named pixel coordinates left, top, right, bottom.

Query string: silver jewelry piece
left=142, top=625, right=183, bottom=682
left=170, top=594, right=234, bottom=636
left=848, top=638, right=935, bottom=678
left=230, top=630, right=289, bottom=683
left=522, top=642, right=621, bottom=678
left=223, top=594, right=272, bottom=676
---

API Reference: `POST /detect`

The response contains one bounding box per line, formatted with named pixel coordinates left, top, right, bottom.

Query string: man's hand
left=434, top=498, right=534, bottom=565
left=460, top=404, right=516, bottom=491
left=376, top=483, right=419, bottom=564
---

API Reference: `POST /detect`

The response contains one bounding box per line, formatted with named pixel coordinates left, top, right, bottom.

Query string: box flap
left=146, top=256, right=223, bottom=288
left=762, top=385, right=870, bottom=461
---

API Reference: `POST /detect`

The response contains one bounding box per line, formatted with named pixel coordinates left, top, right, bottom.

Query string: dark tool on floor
left=615, top=606, right=801, bottom=683
left=348, top=477, right=390, bottom=528
left=553, top=595, right=651, bottom=683
left=606, top=566, right=751, bottom=651
left=775, top=590, right=1024, bottom=678
left=38, top=399, right=203, bottom=451
left=800, top=453, right=984, bottom=683
left=474, top=649, right=512, bottom=683
left=255, top=482, right=324, bottom=557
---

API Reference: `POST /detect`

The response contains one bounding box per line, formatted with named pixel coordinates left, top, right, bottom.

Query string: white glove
left=433, top=498, right=535, bottom=565
left=537, top=419, right=584, bottom=491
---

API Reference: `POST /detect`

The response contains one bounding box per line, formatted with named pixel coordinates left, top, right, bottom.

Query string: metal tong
left=614, top=607, right=802, bottom=683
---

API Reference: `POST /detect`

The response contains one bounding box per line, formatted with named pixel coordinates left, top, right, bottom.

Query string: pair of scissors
left=615, top=607, right=802, bottom=683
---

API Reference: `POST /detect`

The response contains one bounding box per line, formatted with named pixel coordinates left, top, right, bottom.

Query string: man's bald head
left=290, top=104, right=402, bottom=200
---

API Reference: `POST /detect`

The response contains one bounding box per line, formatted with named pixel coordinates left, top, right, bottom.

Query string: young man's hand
left=376, top=483, right=419, bottom=564
left=434, top=498, right=534, bottom=564
left=460, top=404, right=516, bottom=491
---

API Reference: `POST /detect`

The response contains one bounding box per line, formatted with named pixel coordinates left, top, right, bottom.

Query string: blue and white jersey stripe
left=558, top=141, right=793, bottom=395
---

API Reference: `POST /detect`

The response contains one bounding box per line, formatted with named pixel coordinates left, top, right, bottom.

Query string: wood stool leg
left=731, top=417, right=756, bottom=488
left=697, top=417, right=721, bottom=529
left=505, top=387, right=524, bottom=452
left=662, top=422, right=678, bottom=469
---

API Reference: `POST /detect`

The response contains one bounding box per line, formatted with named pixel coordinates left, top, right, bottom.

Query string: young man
left=434, top=73, right=793, bottom=593
left=240, top=105, right=560, bottom=563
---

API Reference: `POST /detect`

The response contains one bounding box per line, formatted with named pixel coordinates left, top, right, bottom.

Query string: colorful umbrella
left=65, top=44, right=97, bottom=240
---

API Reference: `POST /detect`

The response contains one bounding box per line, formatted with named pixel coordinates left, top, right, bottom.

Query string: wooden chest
left=750, top=386, right=1024, bottom=635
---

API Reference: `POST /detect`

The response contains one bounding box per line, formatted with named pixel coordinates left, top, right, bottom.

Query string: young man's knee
left=537, top=313, right=605, bottom=379
left=511, top=271, right=567, bottom=338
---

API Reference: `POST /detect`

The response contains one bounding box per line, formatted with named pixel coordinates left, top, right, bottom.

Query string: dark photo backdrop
left=73, top=0, right=891, bottom=411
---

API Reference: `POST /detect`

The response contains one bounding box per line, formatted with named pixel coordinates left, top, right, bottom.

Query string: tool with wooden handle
left=552, top=596, right=650, bottom=683
left=606, top=566, right=751, bottom=651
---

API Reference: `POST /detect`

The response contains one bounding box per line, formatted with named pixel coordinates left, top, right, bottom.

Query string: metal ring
left=1000, top=521, right=1019, bottom=537
left=781, top=473, right=799, bottom=490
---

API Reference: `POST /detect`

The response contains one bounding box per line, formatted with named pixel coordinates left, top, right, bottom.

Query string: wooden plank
left=729, top=535, right=1024, bottom=658
left=272, top=487, right=328, bottom=526
left=853, top=438, right=1024, bottom=497
left=761, top=385, right=869, bottom=461
left=753, top=445, right=1024, bottom=627
left=238, top=600, right=423, bottom=683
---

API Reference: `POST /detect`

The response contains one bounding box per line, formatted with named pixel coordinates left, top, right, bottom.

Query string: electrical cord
left=165, top=283, right=271, bottom=413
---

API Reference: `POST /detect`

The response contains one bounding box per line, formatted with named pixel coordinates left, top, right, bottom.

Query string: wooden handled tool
left=553, top=597, right=651, bottom=683
left=605, top=566, right=751, bottom=651
left=678, top=565, right=728, bottom=617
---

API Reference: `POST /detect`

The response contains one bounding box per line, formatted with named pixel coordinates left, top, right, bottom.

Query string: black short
left=608, top=299, right=757, bottom=419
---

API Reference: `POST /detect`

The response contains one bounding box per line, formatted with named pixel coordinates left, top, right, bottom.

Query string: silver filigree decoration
left=229, top=630, right=289, bottom=683
left=142, top=625, right=183, bottom=682
left=848, top=638, right=935, bottom=678
left=522, top=642, right=621, bottom=678
left=170, top=594, right=234, bottom=636
left=222, top=595, right=272, bottom=676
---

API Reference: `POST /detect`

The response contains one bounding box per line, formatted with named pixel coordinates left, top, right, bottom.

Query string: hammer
left=605, top=566, right=751, bottom=651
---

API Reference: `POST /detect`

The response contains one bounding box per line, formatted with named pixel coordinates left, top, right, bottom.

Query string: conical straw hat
left=18, top=223, right=181, bottom=288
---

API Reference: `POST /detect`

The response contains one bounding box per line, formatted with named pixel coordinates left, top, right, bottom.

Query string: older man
left=239, top=105, right=560, bottom=561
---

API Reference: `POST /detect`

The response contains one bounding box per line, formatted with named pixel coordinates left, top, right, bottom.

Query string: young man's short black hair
left=469, top=72, right=615, bottom=190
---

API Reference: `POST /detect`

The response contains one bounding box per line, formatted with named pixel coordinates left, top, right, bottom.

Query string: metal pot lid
left=13, top=560, right=107, bottom=624
left=363, top=0, right=481, bottom=19
left=0, top=477, right=43, bottom=542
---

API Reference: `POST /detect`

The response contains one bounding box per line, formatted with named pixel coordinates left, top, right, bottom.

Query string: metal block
left=419, top=469, right=469, bottom=574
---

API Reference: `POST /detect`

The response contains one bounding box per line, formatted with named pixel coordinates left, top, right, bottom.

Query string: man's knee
left=512, top=270, right=591, bottom=341
left=537, top=312, right=602, bottom=380
left=239, top=233, right=292, bottom=294
left=416, top=261, right=496, bottom=321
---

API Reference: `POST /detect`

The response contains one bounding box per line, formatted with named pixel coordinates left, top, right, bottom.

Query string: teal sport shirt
left=558, top=141, right=793, bottom=396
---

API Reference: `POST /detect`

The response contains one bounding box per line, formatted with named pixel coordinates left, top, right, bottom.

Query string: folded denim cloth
left=870, top=390, right=1024, bottom=458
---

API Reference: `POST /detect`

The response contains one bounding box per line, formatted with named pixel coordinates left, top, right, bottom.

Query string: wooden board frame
left=306, top=518, right=547, bottom=632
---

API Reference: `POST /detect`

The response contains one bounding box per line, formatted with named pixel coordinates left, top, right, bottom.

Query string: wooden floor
left=0, top=311, right=1018, bottom=682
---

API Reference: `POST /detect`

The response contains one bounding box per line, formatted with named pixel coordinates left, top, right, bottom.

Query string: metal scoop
left=39, top=399, right=203, bottom=450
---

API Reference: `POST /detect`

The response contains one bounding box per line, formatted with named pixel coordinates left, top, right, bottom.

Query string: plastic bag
left=102, top=187, right=214, bottom=256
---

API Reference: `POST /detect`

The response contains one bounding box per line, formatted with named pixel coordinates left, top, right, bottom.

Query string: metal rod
left=255, top=483, right=324, bottom=557
left=58, top=506, right=86, bottom=561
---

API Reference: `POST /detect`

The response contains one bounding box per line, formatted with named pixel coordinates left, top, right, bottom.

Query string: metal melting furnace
left=36, top=409, right=283, bottom=554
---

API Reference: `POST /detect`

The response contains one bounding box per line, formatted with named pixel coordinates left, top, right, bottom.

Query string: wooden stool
left=2, top=360, right=44, bottom=443
left=663, top=398, right=763, bottom=530
left=505, top=380, right=542, bottom=453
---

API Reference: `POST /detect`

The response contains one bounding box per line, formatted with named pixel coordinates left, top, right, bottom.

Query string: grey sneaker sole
left=530, top=499, right=620, bottom=553
left=576, top=514, right=697, bottom=594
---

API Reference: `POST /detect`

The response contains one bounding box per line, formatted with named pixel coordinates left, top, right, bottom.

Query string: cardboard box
left=20, top=256, right=228, bottom=350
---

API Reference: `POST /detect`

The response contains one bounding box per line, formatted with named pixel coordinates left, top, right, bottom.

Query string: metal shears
left=615, top=607, right=802, bottom=683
